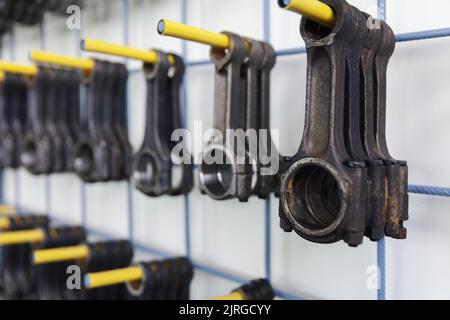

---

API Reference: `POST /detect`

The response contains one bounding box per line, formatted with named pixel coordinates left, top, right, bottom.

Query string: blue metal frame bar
left=408, top=185, right=450, bottom=197
left=122, top=0, right=135, bottom=244
left=263, top=0, right=272, bottom=283
left=396, top=27, right=450, bottom=42
left=377, top=0, right=387, bottom=301
left=181, top=0, right=192, bottom=259
left=377, top=238, right=386, bottom=300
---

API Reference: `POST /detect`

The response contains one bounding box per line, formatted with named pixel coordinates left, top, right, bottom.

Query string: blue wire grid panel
left=2, top=0, right=450, bottom=301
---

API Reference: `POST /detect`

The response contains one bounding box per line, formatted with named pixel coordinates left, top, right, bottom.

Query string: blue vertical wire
left=378, top=0, right=386, bottom=23
left=9, top=29, right=20, bottom=212
left=123, top=2, right=134, bottom=241
left=377, top=0, right=386, bottom=301
left=40, top=21, right=52, bottom=219
left=181, top=0, right=191, bottom=258
left=263, top=0, right=272, bottom=282
left=122, top=0, right=134, bottom=243
left=377, top=238, right=386, bottom=300
left=75, top=14, right=87, bottom=227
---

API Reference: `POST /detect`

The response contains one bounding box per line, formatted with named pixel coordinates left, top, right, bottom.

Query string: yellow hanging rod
left=29, top=50, right=95, bottom=74
left=33, top=244, right=89, bottom=265
left=211, top=280, right=273, bottom=300
left=84, top=266, right=260, bottom=301
left=0, top=229, right=45, bottom=245
left=84, top=265, right=144, bottom=289
left=84, top=265, right=248, bottom=300
left=0, top=60, right=38, bottom=77
left=0, top=217, right=10, bottom=230
left=0, top=205, right=16, bottom=215
left=158, top=19, right=230, bottom=49
left=81, top=38, right=175, bottom=65
left=278, top=0, right=336, bottom=28
left=210, top=291, right=246, bottom=300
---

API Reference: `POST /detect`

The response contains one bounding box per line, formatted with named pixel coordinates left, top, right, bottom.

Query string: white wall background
left=1, top=0, right=449, bottom=300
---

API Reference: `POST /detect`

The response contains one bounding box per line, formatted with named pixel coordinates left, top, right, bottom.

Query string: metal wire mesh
left=2, top=0, right=449, bottom=300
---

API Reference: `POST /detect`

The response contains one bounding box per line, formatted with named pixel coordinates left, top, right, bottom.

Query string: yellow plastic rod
left=0, top=60, right=38, bottom=76
left=279, top=0, right=336, bottom=28
left=0, top=218, right=10, bottom=230
left=210, top=291, right=245, bottom=300
left=30, top=50, right=95, bottom=72
left=84, top=266, right=144, bottom=289
left=81, top=38, right=174, bottom=64
left=0, top=71, right=4, bottom=82
left=33, top=244, right=89, bottom=265
left=0, top=229, right=45, bottom=245
left=158, top=19, right=230, bottom=49
left=0, top=205, right=15, bottom=215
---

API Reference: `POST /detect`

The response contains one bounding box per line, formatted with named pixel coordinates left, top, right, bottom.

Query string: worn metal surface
left=73, top=60, right=131, bottom=182
left=18, top=67, right=81, bottom=175
left=167, top=54, right=193, bottom=196
left=61, top=70, right=81, bottom=172
left=133, top=52, right=193, bottom=197
left=255, top=42, right=278, bottom=199
left=21, top=66, right=53, bottom=175
left=0, top=73, right=27, bottom=169
left=278, top=0, right=408, bottom=246
left=199, top=33, right=279, bottom=201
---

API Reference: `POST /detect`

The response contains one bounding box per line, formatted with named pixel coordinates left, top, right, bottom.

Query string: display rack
left=2, top=0, right=450, bottom=300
